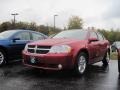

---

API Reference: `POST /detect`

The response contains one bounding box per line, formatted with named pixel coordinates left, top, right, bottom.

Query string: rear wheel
left=75, top=52, right=88, bottom=75
left=102, top=51, right=110, bottom=66
left=0, top=49, right=6, bottom=66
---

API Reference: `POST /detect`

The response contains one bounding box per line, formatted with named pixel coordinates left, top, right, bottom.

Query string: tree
left=98, top=29, right=120, bottom=44
left=0, top=22, right=12, bottom=32
left=37, top=25, right=49, bottom=35
left=68, top=16, right=83, bottom=29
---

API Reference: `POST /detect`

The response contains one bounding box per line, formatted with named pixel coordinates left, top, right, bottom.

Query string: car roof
left=10, top=29, right=48, bottom=37
left=5, top=29, right=33, bottom=32
left=66, top=29, right=86, bottom=31
left=113, top=41, right=120, bottom=44
left=63, top=29, right=97, bottom=33
left=3, top=29, right=44, bottom=34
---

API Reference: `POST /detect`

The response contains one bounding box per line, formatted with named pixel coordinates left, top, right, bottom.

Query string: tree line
left=0, top=16, right=120, bottom=44
left=0, top=21, right=61, bottom=35
left=98, top=29, right=120, bottom=44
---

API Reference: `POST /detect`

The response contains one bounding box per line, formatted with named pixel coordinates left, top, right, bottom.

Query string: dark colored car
left=111, top=41, right=120, bottom=73
left=23, top=29, right=110, bottom=75
left=0, top=29, right=47, bottom=66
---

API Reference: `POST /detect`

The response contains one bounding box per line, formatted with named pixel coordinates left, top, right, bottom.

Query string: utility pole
left=54, top=15, right=58, bottom=31
left=11, top=13, right=19, bottom=28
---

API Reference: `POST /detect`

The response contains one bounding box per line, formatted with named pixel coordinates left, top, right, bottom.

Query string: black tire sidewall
left=102, top=51, right=110, bottom=66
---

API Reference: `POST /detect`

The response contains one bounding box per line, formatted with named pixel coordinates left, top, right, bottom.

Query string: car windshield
left=0, top=30, right=17, bottom=39
left=53, top=30, right=88, bottom=40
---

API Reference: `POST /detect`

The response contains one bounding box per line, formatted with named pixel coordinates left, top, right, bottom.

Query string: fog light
left=58, top=64, right=62, bottom=70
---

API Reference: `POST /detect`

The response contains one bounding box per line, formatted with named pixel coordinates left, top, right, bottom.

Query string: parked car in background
left=111, top=41, right=120, bottom=52
left=0, top=29, right=47, bottom=66
left=111, top=41, right=120, bottom=73
left=23, top=29, right=110, bottom=75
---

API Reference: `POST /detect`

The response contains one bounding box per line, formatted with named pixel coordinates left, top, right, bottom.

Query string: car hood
left=28, top=38, right=84, bottom=46
left=0, top=39, right=9, bottom=42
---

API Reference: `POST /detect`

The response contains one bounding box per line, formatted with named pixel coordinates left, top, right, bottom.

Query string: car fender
left=72, top=44, right=89, bottom=65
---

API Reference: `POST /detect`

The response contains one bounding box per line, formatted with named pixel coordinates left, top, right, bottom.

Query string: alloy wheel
left=78, top=55, right=87, bottom=74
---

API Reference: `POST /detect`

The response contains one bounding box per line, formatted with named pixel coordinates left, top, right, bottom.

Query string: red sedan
left=22, top=29, right=110, bottom=75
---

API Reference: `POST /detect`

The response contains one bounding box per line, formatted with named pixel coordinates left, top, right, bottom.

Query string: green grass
left=110, top=52, right=118, bottom=60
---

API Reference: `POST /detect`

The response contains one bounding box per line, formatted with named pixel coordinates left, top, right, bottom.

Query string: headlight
left=24, top=44, right=28, bottom=52
left=49, top=45, right=71, bottom=53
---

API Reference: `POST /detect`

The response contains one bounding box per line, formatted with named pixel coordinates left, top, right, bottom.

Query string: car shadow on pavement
left=0, top=61, right=109, bottom=78
left=16, top=62, right=109, bottom=79
left=0, top=61, right=109, bottom=79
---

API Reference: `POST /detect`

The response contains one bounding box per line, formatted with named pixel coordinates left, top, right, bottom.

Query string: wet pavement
left=0, top=60, right=120, bottom=90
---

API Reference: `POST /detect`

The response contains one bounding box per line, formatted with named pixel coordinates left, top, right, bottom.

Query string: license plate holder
left=30, top=56, right=36, bottom=64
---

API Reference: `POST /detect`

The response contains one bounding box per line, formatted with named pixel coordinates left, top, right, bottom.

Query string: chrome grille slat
left=28, top=48, right=35, bottom=49
left=27, top=45, right=51, bottom=54
left=36, top=48, right=50, bottom=51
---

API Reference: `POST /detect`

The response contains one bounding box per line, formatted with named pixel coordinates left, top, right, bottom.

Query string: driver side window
left=14, top=32, right=30, bottom=40
left=31, top=33, right=44, bottom=40
left=97, top=32, right=104, bottom=41
left=90, top=32, right=98, bottom=39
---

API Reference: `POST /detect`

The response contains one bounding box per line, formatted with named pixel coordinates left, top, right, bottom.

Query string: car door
left=88, top=31, right=100, bottom=63
left=96, top=32, right=107, bottom=60
left=10, top=31, right=31, bottom=57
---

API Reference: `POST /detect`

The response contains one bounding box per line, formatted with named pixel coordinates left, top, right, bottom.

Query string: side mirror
left=88, top=38, right=98, bottom=43
left=12, top=38, right=20, bottom=42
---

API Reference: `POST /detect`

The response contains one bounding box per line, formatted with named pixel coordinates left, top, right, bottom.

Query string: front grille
left=28, top=45, right=36, bottom=48
left=36, top=50, right=49, bottom=54
left=37, top=46, right=51, bottom=49
left=28, top=49, right=34, bottom=53
left=27, top=45, right=51, bottom=54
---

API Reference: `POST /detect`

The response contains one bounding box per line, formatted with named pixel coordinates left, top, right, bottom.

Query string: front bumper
left=22, top=51, right=74, bottom=70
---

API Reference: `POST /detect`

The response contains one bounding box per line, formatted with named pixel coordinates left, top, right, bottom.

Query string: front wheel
left=0, top=49, right=6, bottom=66
left=75, top=52, right=88, bottom=75
left=102, top=51, right=110, bottom=66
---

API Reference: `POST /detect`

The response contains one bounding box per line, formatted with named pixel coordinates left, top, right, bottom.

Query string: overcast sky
left=0, top=0, right=119, bottom=29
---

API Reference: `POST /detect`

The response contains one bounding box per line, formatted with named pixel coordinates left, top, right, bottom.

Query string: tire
left=0, top=49, right=6, bottom=66
left=75, top=52, right=88, bottom=75
left=118, top=60, right=120, bottom=73
left=102, top=51, right=110, bottom=66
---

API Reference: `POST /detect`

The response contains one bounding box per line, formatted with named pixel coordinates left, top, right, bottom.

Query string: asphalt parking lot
left=0, top=60, right=120, bottom=90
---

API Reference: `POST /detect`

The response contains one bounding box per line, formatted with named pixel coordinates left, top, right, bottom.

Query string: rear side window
left=97, top=32, right=104, bottom=40
left=31, top=33, right=44, bottom=40
left=14, top=32, right=31, bottom=40
left=90, top=31, right=98, bottom=39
